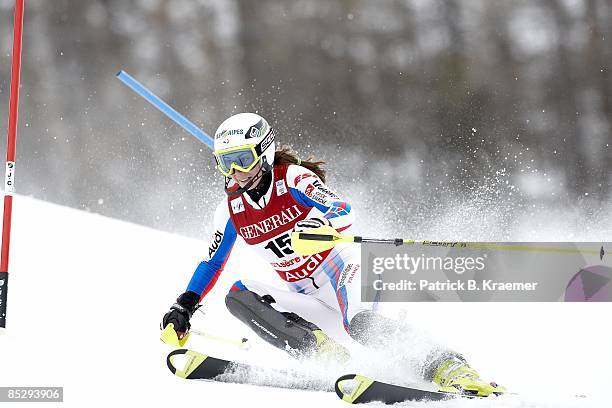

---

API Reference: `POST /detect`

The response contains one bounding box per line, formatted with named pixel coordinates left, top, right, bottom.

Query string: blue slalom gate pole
left=116, top=70, right=214, bottom=150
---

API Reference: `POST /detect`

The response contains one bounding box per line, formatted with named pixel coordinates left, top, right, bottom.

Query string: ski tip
left=335, top=374, right=356, bottom=401
left=335, top=374, right=376, bottom=404
left=166, top=349, right=184, bottom=375
left=166, top=349, right=209, bottom=380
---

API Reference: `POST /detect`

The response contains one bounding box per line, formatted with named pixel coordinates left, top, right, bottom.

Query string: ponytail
left=274, top=145, right=326, bottom=182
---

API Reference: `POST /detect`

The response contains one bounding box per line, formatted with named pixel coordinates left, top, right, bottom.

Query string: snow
left=0, top=195, right=610, bottom=407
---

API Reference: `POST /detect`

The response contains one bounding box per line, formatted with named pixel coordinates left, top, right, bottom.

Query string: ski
left=167, top=349, right=245, bottom=380
left=335, top=374, right=480, bottom=404
left=167, top=349, right=489, bottom=403
left=166, top=349, right=334, bottom=391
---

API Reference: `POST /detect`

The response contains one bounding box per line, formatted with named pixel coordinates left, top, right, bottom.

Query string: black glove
left=161, top=291, right=200, bottom=334
left=293, top=217, right=330, bottom=233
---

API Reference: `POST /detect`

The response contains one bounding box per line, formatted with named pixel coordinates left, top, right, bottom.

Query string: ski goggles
left=214, top=129, right=275, bottom=176
left=214, top=144, right=261, bottom=176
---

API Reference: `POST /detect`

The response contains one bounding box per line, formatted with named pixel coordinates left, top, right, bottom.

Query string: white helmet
left=213, top=113, right=275, bottom=177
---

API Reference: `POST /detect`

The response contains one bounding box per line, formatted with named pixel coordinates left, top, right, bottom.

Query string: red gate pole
left=1, top=0, right=26, bottom=328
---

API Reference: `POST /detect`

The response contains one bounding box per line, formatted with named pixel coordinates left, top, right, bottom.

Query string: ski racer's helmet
left=213, top=113, right=275, bottom=177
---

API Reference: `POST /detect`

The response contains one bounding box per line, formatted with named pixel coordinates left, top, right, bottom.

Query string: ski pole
left=115, top=70, right=214, bottom=149
left=192, top=307, right=249, bottom=349
left=290, top=226, right=606, bottom=260
left=190, top=329, right=250, bottom=349
left=161, top=323, right=249, bottom=350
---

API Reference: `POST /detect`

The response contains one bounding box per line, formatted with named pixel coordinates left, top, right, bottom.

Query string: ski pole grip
left=298, top=232, right=335, bottom=241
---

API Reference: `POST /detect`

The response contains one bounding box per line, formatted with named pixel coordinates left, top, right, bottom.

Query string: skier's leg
left=348, top=309, right=461, bottom=376
left=225, top=279, right=349, bottom=361
left=348, top=310, right=505, bottom=396
left=316, top=248, right=504, bottom=396
left=317, top=247, right=466, bottom=363
left=314, top=247, right=371, bottom=333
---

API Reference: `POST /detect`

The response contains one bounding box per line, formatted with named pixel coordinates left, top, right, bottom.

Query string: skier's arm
left=162, top=201, right=236, bottom=333
left=186, top=200, right=237, bottom=299
left=286, top=164, right=355, bottom=232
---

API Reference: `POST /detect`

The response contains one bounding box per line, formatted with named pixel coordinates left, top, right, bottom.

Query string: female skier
left=161, top=113, right=503, bottom=396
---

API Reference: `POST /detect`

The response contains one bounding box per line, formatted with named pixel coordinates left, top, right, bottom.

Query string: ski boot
left=311, top=329, right=351, bottom=364
left=432, top=357, right=506, bottom=397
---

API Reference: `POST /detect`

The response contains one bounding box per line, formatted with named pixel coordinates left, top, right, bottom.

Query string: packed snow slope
left=0, top=195, right=610, bottom=407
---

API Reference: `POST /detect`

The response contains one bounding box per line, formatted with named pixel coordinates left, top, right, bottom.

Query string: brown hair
left=274, top=145, right=326, bottom=182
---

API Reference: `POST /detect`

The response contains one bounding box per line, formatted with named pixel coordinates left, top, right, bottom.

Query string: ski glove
left=162, top=290, right=200, bottom=334
left=293, top=217, right=330, bottom=233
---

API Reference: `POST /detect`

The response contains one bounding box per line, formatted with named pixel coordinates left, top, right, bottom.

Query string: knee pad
left=225, top=289, right=318, bottom=354
left=348, top=310, right=399, bottom=345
